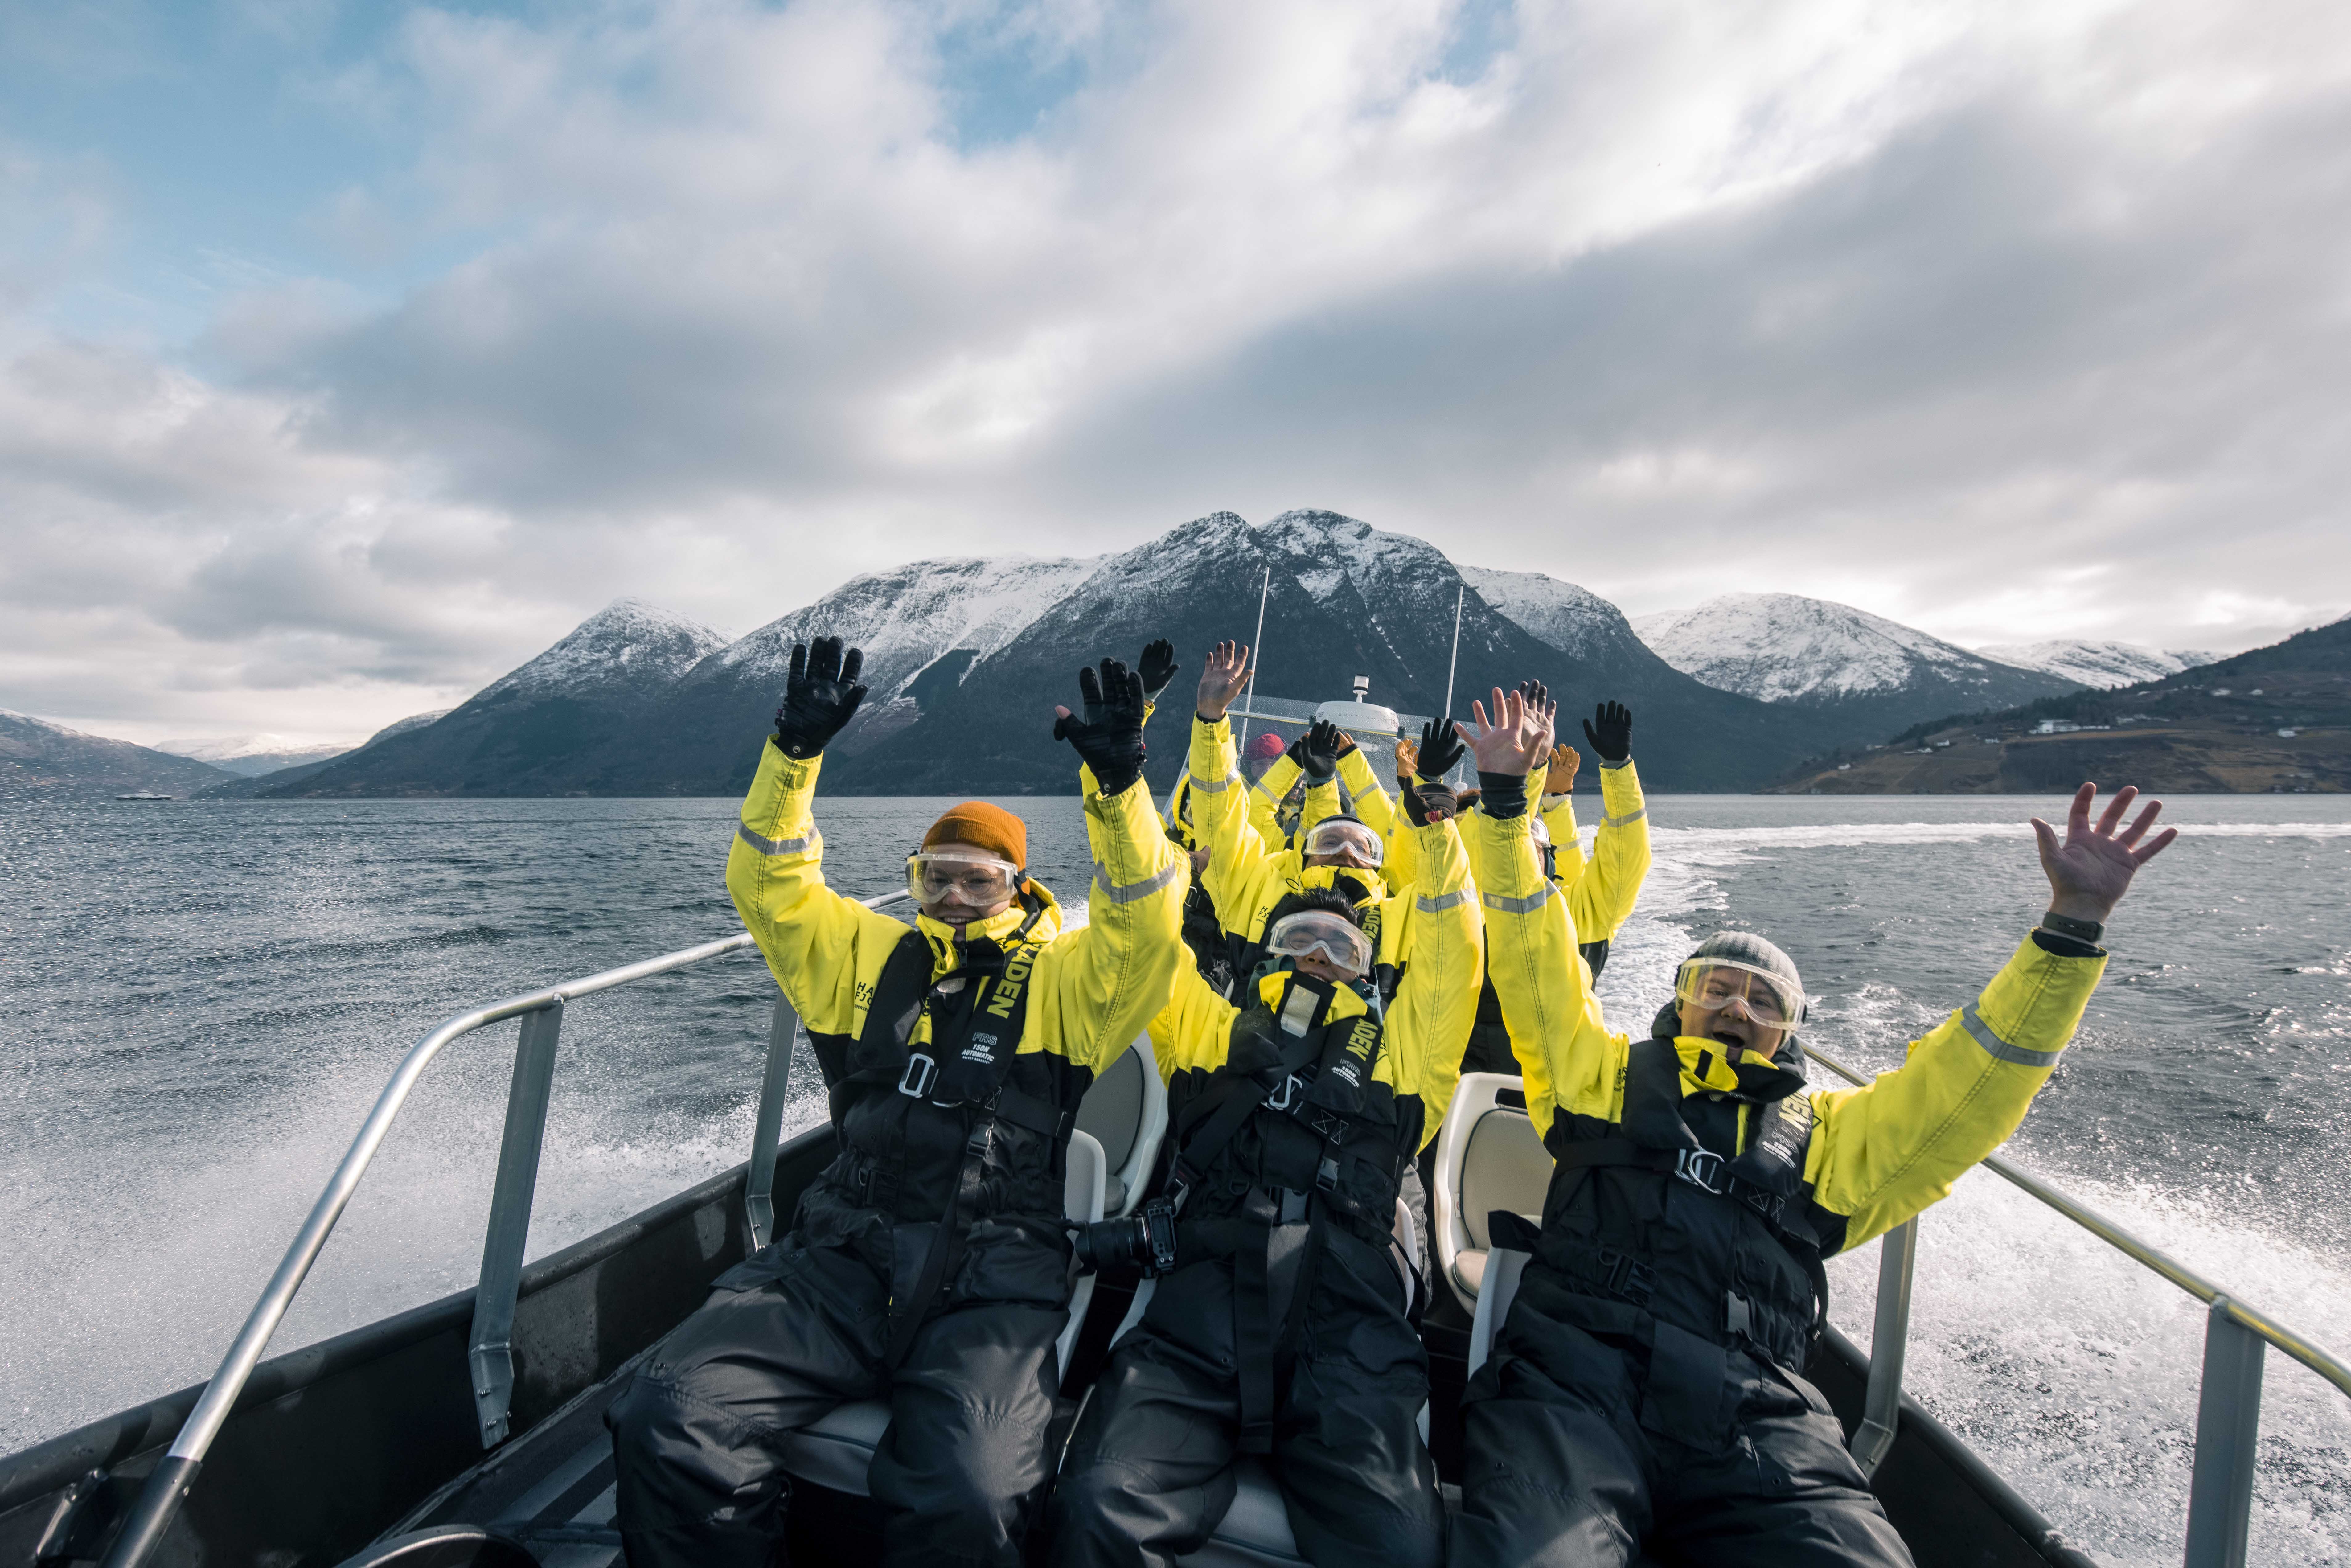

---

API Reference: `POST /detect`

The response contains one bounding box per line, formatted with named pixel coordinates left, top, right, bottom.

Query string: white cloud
left=3, top=0, right=2349, bottom=740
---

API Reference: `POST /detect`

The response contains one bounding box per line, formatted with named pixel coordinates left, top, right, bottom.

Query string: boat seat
left=1081, top=1198, right=1421, bottom=1567
left=1430, top=1073, right=1551, bottom=1316
left=776, top=1126, right=1108, bottom=1496
left=1073, top=1033, right=1169, bottom=1218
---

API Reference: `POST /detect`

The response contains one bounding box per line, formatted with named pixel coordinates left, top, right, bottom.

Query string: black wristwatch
left=2040, top=910, right=2105, bottom=945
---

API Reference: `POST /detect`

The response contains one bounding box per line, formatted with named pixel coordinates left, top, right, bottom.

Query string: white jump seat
left=1430, top=1073, right=1552, bottom=1316
left=776, top=1035, right=1167, bottom=1497
left=1077, top=1201, right=1421, bottom=1567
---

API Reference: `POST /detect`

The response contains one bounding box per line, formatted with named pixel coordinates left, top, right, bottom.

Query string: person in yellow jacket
left=1184, top=643, right=1399, bottom=980
left=609, top=639, right=1187, bottom=1568
left=1246, top=721, right=1397, bottom=851
left=1447, top=682, right=2180, bottom=1568
left=1048, top=752, right=1481, bottom=1568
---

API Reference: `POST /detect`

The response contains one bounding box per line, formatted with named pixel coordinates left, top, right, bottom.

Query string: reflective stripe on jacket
left=1472, top=796, right=2105, bottom=1251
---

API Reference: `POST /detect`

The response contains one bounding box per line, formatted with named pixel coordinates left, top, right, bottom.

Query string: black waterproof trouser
left=1450, top=1264, right=1913, bottom=1568
left=607, top=1238, right=1065, bottom=1568
left=1048, top=1223, right=1443, bottom=1568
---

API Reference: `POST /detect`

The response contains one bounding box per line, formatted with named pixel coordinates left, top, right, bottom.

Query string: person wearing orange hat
left=609, top=637, right=1188, bottom=1568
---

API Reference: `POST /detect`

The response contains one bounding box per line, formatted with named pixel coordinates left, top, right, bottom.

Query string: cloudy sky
left=3, top=0, right=2346, bottom=746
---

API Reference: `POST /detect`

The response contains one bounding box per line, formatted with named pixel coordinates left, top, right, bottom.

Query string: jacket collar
left=915, top=884, right=1062, bottom=975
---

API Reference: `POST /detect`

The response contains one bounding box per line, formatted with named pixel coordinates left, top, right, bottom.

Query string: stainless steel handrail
left=98, top=890, right=912, bottom=1568
left=1808, top=1041, right=2351, bottom=1568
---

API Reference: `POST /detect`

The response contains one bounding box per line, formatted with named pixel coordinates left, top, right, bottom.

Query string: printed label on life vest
left=984, top=949, right=1033, bottom=1019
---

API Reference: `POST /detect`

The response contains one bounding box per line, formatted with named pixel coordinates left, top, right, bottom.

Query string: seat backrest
left=1075, top=1042, right=1143, bottom=1175
left=1074, top=1034, right=1168, bottom=1218
left=1459, top=1108, right=1550, bottom=1251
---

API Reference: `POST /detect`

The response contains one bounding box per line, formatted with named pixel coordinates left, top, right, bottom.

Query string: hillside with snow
left=1975, top=640, right=2219, bottom=690
left=1630, top=592, right=2082, bottom=742
left=2, top=711, right=234, bottom=798
left=1459, top=563, right=1646, bottom=664
left=156, top=734, right=349, bottom=778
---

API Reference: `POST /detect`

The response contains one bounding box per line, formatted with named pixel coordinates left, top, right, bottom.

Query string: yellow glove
left=1545, top=742, right=1580, bottom=794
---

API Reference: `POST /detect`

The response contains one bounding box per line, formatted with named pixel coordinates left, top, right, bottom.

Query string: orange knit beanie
left=923, top=801, right=1028, bottom=868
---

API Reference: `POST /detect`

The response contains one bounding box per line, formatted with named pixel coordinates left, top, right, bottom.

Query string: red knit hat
left=923, top=801, right=1027, bottom=868
left=1249, top=732, right=1287, bottom=761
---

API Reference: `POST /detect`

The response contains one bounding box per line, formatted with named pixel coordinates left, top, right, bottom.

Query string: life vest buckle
left=898, top=1053, right=938, bottom=1099
left=1674, top=1147, right=1729, bottom=1196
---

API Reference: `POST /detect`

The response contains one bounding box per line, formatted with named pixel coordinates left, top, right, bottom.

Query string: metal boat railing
left=1808, top=1043, right=2351, bottom=1568
left=93, top=905, right=2350, bottom=1568
left=97, top=890, right=910, bottom=1568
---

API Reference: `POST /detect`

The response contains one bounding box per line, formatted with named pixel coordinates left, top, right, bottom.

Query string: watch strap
left=2040, top=910, right=2105, bottom=945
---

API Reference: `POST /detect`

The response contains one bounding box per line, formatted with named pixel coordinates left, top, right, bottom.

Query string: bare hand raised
left=1195, top=640, right=1252, bottom=724
left=1469, top=686, right=1547, bottom=777
left=2032, top=783, right=2177, bottom=926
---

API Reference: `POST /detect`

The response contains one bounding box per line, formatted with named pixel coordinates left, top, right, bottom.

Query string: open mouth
left=1710, top=1026, right=1750, bottom=1049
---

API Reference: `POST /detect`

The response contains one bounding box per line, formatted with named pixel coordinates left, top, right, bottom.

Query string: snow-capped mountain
left=839, top=511, right=1819, bottom=794
left=475, top=598, right=729, bottom=702
left=703, top=555, right=1101, bottom=753
left=1975, top=640, right=2219, bottom=690
left=1458, top=563, right=1644, bottom=664
left=1634, top=593, right=2078, bottom=699
left=2, top=710, right=235, bottom=798
left=156, top=734, right=351, bottom=778
left=272, top=602, right=727, bottom=798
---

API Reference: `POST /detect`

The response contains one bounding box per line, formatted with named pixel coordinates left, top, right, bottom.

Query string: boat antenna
left=1237, top=564, right=1271, bottom=754
left=1440, top=583, right=1465, bottom=727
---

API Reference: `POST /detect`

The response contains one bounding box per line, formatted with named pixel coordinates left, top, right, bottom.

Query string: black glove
left=1138, top=639, right=1179, bottom=704
left=1582, top=700, right=1632, bottom=764
left=1055, top=658, right=1149, bottom=795
left=1412, top=716, right=1467, bottom=783
left=773, top=638, right=868, bottom=759
left=1404, top=719, right=1465, bottom=825
left=1299, top=719, right=1343, bottom=783
left=1517, top=678, right=1551, bottom=719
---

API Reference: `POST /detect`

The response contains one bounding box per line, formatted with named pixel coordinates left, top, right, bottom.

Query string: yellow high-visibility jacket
left=1243, top=744, right=1394, bottom=850
left=1147, top=807, right=1483, bottom=1152
left=1188, top=716, right=1393, bottom=954
left=1472, top=790, right=2105, bottom=1251
left=727, top=742, right=1188, bottom=1083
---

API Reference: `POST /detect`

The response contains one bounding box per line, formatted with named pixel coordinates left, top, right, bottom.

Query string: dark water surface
left=3, top=792, right=2346, bottom=1564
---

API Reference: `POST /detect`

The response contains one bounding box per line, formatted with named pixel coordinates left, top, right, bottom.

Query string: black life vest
left=791, top=910, right=1088, bottom=1355
left=1520, top=1036, right=1850, bottom=1381
left=1155, top=972, right=1423, bottom=1453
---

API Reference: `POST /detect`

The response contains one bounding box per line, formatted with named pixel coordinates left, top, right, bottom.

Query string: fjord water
left=3, top=793, right=2346, bottom=1562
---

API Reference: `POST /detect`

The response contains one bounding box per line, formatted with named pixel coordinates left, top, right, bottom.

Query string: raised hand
left=1139, top=639, right=1180, bottom=704
left=1520, top=680, right=1557, bottom=757
left=1413, top=715, right=1468, bottom=782
left=1299, top=719, right=1344, bottom=782
left=1393, top=736, right=1420, bottom=788
left=1545, top=742, right=1581, bottom=794
left=773, top=637, right=869, bottom=759
left=1055, top=659, right=1151, bottom=795
left=1469, top=686, right=1548, bottom=777
left=1582, top=700, right=1632, bottom=764
left=1195, top=640, right=1252, bottom=723
left=2033, top=783, right=2178, bottom=925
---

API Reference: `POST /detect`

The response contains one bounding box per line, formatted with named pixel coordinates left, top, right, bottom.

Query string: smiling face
left=1676, top=963, right=1799, bottom=1059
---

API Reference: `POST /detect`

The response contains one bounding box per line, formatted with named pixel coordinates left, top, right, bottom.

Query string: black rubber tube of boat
left=96, top=1453, right=198, bottom=1568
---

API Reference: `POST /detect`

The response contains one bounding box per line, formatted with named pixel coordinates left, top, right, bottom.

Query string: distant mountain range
left=1, top=711, right=235, bottom=799
left=155, top=734, right=349, bottom=778
left=1773, top=616, right=2350, bottom=794
left=1971, top=640, right=2220, bottom=690
left=195, top=710, right=452, bottom=798
left=5, top=510, right=2263, bottom=799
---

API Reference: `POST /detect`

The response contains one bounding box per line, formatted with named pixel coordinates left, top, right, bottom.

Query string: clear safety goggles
left=1263, top=909, right=1375, bottom=979
left=1673, top=959, right=1806, bottom=1033
left=906, top=850, right=1022, bottom=906
left=1299, top=817, right=1383, bottom=869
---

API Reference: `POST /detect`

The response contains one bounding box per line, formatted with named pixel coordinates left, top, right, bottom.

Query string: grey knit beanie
left=1686, top=930, right=1804, bottom=1004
